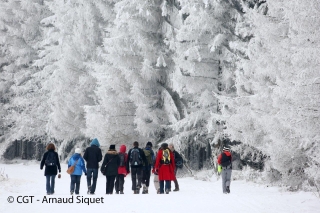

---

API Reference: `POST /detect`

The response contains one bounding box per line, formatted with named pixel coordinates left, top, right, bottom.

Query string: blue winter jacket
left=68, top=154, right=87, bottom=175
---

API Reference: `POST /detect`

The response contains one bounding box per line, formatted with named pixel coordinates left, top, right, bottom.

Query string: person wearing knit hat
left=217, top=146, right=232, bottom=194
left=83, top=138, right=103, bottom=195
left=67, top=148, right=87, bottom=195
left=141, top=141, right=155, bottom=194
left=101, top=144, right=120, bottom=194
left=223, top=147, right=230, bottom=151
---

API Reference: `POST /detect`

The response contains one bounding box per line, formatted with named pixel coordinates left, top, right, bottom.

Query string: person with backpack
left=100, top=144, right=120, bottom=194
left=40, top=143, right=61, bottom=195
left=115, top=144, right=129, bottom=194
left=217, top=146, right=232, bottom=194
left=126, top=141, right=148, bottom=194
left=141, top=141, right=155, bottom=194
left=83, top=138, right=103, bottom=195
left=154, top=143, right=175, bottom=194
left=67, top=148, right=87, bottom=195
left=168, top=143, right=183, bottom=192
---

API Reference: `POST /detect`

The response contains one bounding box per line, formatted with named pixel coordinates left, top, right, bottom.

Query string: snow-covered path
left=0, top=162, right=319, bottom=213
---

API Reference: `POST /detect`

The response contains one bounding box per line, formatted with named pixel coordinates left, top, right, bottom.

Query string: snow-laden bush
left=232, top=166, right=264, bottom=183
left=0, top=168, right=8, bottom=181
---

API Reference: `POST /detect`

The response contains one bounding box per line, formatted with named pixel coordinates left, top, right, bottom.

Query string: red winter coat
left=118, top=145, right=129, bottom=177
left=217, top=151, right=232, bottom=165
left=154, top=149, right=176, bottom=181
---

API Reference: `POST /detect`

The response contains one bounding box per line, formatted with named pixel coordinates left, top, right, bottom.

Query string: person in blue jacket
left=68, top=148, right=87, bottom=195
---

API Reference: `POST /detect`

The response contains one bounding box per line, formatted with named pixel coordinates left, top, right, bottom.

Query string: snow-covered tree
left=218, top=0, right=320, bottom=189
left=0, top=0, right=49, bottom=155
left=35, top=0, right=107, bottom=145
left=163, top=0, right=241, bottom=169
left=93, top=0, right=180, bottom=146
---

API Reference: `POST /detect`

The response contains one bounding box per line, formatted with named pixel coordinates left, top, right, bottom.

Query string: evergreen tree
left=98, top=0, right=179, bottom=144
left=0, top=0, right=49, bottom=154
left=165, top=0, right=241, bottom=168
left=219, top=0, right=320, bottom=189
left=35, top=0, right=106, bottom=143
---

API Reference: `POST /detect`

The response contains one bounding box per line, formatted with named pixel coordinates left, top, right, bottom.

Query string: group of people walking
left=40, top=138, right=184, bottom=195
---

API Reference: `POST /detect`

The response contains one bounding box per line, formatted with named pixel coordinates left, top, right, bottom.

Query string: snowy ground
left=0, top=161, right=319, bottom=213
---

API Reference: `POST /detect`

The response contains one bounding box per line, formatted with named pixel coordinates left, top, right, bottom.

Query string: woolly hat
left=146, top=141, right=153, bottom=147
left=90, top=138, right=100, bottom=147
left=109, top=144, right=116, bottom=150
left=75, top=148, right=81, bottom=154
left=223, top=147, right=230, bottom=151
left=161, top=143, right=168, bottom=149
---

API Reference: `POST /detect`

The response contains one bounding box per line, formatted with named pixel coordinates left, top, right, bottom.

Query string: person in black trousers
left=126, top=141, right=148, bottom=194
left=101, top=144, right=120, bottom=194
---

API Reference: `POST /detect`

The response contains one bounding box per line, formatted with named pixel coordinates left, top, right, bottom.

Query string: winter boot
left=120, top=191, right=124, bottom=194
left=226, top=186, right=230, bottom=193
left=142, top=186, right=148, bottom=194
left=116, top=191, right=119, bottom=194
left=87, top=186, right=91, bottom=194
left=165, top=188, right=169, bottom=194
left=173, top=179, right=179, bottom=191
left=70, top=191, right=74, bottom=195
left=136, top=186, right=140, bottom=194
left=157, top=188, right=160, bottom=194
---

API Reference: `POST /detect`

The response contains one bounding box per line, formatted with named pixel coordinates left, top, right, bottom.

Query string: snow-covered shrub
left=232, top=166, right=263, bottom=183
left=0, top=168, right=8, bottom=181
left=194, top=169, right=215, bottom=182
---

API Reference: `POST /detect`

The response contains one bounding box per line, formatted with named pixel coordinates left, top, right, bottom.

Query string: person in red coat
left=115, top=144, right=129, bottom=194
left=154, top=143, right=175, bottom=194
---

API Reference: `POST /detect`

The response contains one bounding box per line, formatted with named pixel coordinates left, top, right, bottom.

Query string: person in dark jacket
left=217, top=147, right=232, bottom=194
left=115, top=144, right=129, bottom=194
left=40, top=143, right=61, bottom=195
left=101, top=144, right=120, bottom=194
left=83, top=138, right=103, bottom=194
left=126, top=141, right=148, bottom=194
left=169, top=143, right=183, bottom=192
left=141, top=141, right=155, bottom=194
left=67, top=148, right=87, bottom=195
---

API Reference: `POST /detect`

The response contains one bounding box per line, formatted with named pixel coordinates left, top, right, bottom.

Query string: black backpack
left=45, top=152, right=57, bottom=166
left=130, top=149, right=142, bottom=166
left=119, top=153, right=126, bottom=166
left=221, top=152, right=231, bottom=167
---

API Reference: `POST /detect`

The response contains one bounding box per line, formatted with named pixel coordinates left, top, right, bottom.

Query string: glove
left=85, top=172, right=87, bottom=176
left=217, top=165, right=222, bottom=174
left=58, top=174, right=61, bottom=179
left=152, top=168, right=158, bottom=175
